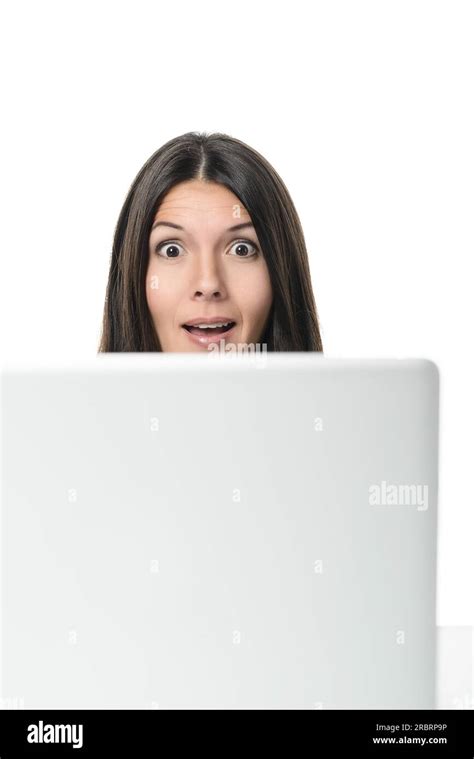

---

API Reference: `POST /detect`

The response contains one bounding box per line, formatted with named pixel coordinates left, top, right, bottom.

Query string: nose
left=191, top=252, right=228, bottom=300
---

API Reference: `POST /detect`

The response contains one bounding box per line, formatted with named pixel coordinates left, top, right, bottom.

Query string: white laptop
left=0, top=353, right=439, bottom=709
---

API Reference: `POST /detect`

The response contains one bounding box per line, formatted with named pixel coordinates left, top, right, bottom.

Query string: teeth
left=191, top=322, right=232, bottom=329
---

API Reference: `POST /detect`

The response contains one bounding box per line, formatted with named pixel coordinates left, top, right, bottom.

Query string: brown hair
left=98, top=131, right=323, bottom=352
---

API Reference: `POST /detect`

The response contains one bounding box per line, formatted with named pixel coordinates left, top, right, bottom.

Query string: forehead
left=153, top=180, right=251, bottom=222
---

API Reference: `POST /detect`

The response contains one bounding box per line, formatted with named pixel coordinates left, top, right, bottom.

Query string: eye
left=153, top=238, right=259, bottom=259
left=154, top=240, right=184, bottom=259
left=228, top=239, right=259, bottom=258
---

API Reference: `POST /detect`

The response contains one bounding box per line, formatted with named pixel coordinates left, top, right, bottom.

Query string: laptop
left=0, top=353, right=439, bottom=709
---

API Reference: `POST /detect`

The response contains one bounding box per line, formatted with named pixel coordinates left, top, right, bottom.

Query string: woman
left=98, top=131, right=323, bottom=352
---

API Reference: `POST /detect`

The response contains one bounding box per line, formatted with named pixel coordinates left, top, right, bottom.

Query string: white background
left=0, top=0, right=472, bottom=626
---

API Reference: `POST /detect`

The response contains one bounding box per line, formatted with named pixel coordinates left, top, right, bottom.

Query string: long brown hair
left=98, top=131, right=323, bottom=352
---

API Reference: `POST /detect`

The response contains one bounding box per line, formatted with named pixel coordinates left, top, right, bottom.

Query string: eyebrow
left=151, top=220, right=255, bottom=233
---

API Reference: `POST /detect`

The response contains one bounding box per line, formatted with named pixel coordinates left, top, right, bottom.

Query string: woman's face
left=146, top=179, right=273, bottom=352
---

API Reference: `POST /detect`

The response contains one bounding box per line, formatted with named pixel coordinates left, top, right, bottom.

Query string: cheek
left=237, top=268, right=273, bottom=331
left=145, top=263, right=182, bottom=321
left=145, top=268, right=164, bottom=319
left=247, top=266, right=272, bottom=308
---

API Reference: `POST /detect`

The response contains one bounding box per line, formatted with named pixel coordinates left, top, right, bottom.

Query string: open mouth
left=183, top=321, right=236, bottom=337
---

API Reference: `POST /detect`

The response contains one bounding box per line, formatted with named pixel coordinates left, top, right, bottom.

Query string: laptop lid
left=0, top=354, right=439, bottom=708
